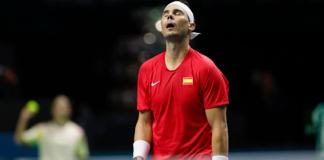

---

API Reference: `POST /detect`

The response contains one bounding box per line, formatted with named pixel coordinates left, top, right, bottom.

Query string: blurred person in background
left=14, top=95, right=89, bottom=160
left=133, top=1, right=229, bottom=160
left=306, top=102, right=324, bottom=160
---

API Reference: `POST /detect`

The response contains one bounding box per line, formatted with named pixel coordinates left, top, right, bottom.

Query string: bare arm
left=14, top=107, right=35, bottom=144
left=134, top=110, right=153, bottom=143
left=133, top=110, right=153, bottom=160
left=206, top=106, right=228, bottom=156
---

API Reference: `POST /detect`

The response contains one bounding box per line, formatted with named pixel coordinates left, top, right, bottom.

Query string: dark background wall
left=1, top=0, right=323, bottom=153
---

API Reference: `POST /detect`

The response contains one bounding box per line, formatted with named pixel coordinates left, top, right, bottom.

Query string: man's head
left=159, top=1, right=197, bottom=41
left=51, top=95, right=72, bottom=123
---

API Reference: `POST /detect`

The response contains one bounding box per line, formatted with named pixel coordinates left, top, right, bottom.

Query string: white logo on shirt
left=151, top=81, right=160, bottom=87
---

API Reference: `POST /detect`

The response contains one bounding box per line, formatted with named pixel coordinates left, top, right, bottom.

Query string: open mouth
left=166, top=23, right=176, bottom=29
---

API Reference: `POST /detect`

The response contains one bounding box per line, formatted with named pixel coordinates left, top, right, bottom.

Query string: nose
left=167, top=14, right=173, bottom=20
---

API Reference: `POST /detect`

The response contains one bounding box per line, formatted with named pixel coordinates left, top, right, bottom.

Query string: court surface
left=81, top=150, right=316, bottom=160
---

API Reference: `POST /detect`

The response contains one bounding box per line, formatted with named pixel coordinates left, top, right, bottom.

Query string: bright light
left=143, top=32, right=156, bottom=45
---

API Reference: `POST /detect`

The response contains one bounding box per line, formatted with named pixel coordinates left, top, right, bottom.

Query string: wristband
left=133, top=140, right=150, bottom=160
left=212, top=155, right=229, bottom=160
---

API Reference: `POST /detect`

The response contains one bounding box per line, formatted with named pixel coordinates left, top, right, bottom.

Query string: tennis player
left=133, top=1, right=229, bottom=160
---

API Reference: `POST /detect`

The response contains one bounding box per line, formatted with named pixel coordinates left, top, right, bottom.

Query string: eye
left=174, top=10, right=183, bottom=16
left=162, top=11, right=169, bottom=17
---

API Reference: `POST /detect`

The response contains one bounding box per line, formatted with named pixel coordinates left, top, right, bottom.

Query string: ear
left=189, top=22, right=196, bottom=32
left=155, top=20, right=162, bottom=32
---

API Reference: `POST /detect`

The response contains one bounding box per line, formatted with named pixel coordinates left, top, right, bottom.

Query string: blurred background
left=1, top=0, right=323, bottom=159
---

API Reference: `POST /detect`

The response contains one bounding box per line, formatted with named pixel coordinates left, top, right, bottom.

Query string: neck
left=165, top=37, right=190, bottom=70
left=53, top=118, right=68, bottom=126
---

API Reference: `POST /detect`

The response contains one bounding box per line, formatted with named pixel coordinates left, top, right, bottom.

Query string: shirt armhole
left=205, top=102, right=229, bottom=109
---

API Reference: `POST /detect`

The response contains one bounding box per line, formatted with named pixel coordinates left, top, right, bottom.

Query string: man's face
left=161, top=4, right=194, bottom=39
left=51, top=96, right=71, bottom=121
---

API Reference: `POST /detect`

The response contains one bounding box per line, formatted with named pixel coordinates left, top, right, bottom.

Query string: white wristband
left=212, top=155, right=229, bottom=160
left=133, top=140, right=150, bottom=159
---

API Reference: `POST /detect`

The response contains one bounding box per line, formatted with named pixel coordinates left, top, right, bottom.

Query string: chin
left=164, top=32, right=180, bottom=38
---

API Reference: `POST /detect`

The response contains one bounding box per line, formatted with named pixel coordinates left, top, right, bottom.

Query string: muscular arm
left=134, top=110, right=153, bottom=142
left=206, top=106, right=228, bottom=156
left=133, top=110, right=153, bottom=160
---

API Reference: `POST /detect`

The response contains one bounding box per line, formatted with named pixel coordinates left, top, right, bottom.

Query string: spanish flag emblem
left=182, top=77, right=193, bottom=85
